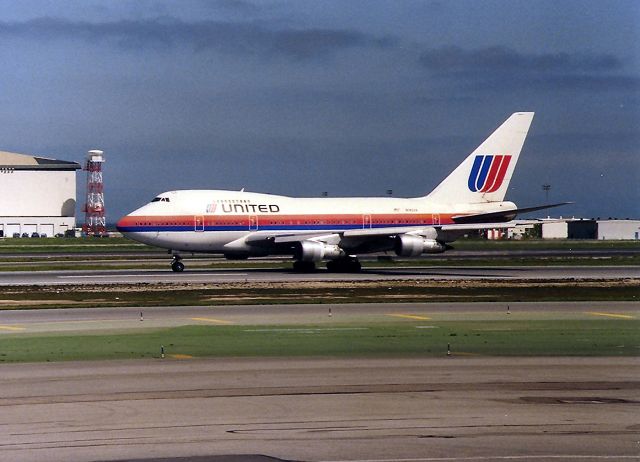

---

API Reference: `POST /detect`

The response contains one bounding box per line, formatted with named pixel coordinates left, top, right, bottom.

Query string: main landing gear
left=292, top=260, right=317, bottom=273
left=326, top=257, right=362, bottom=273
left=171, top=254, right=185, bottom=272
left=293, top=257, right=362, bottom=273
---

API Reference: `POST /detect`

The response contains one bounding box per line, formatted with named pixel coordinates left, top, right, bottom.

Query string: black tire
left=326, top=258, right=361, bottom=273
left=293, top=260, right=316, bottom=272
left=349, top=260, right=362, bottom=272
left=171, top=261, right=185, bottom=272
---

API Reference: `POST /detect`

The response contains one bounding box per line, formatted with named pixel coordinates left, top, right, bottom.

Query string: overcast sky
left=0, top=0, right=638, bottom=220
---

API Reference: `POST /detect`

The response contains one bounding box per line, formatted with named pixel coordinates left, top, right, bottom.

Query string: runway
left=1, top=265, right=639, bottom=285
left=1, top=357, right=638, bottom=462
left=1, top=261, right=638, bottom=461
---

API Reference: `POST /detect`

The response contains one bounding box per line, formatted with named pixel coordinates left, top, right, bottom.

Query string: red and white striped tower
left=82, top=149, right=107, bottom=237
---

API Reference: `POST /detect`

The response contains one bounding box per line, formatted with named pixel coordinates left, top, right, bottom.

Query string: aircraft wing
left=244, top=231, right=342, bottom=245
left=243, top=222, right=525, bottom=247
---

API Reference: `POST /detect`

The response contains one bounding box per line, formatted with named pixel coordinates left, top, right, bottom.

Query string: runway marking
left=586, top=311, right=634, bottom=319
left=190, top=317, right=234, bottom=324
left=0, top=325, right=25, bottom=331
left=169, top=354, right=193, bottom=359
left=244, top=328, right=369, bottom=332
left=386, top=313, right=431, bottom=321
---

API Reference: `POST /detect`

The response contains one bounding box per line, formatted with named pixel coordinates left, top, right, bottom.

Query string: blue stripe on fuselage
left=118, top=223, right=434, bottom=233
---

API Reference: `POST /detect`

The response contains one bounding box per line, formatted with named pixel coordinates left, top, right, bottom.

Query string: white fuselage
left=116, top=189, right=514, bottom=256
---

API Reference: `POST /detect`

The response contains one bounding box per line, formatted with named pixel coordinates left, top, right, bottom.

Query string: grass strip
left=0, top=320, right=637, bottom=362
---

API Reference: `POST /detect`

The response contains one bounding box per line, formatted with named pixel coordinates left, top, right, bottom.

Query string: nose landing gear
left=171, top=254, right=184, bottom=272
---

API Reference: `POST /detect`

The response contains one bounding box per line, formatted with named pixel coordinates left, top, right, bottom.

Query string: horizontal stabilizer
left=452, top=202, right=572, bottom=224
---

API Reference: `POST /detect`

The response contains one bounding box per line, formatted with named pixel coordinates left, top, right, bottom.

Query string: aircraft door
left=194, top=216, right=205, bottom=232
left=363, top=214, right=372, bottom=229
left=431, top=214, right=441, bottom=225
left=249, top=215, right=258, bottom=231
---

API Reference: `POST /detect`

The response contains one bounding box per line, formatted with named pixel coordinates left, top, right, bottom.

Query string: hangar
left=0, top=150, right=81, bottom=237
left=542, top=218, right=640, bottom=240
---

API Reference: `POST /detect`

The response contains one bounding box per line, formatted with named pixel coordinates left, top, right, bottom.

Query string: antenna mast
left=82, top=149, right=107, bottom=237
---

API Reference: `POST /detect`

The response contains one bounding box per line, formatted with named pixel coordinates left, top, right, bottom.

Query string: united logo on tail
left=467, top=155, right=512, bottom=193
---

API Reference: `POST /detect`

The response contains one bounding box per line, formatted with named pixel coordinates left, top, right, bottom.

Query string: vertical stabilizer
left=425, top=112, right=534, bottom=204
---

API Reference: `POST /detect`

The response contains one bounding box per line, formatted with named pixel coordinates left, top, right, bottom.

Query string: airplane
left=116, top=112, right=567, bottom=272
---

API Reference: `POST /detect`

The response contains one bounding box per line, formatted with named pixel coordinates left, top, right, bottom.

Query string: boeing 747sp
left=117, top=112, right=567, bottom=272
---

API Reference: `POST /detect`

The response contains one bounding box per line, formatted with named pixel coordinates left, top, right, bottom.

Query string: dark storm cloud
left=418, top=45, right=638, bottom=93
left=419, top=46, right=623, bottom=74
left=0, top=16, right=393, bottom=59
left=459, top=73, right=640, bottom=94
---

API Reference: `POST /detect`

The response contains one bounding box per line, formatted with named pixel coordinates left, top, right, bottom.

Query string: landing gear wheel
left=293, top=260, right=317, bottom=272
left=170, top=254, right=184, bottom=272
left=326, top=257, right=361, bottom=273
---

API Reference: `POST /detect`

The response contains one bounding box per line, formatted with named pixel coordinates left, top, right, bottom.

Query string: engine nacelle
left=295, top=241, right=345, bottom=262
left=394, top=235, right=446, bottom=257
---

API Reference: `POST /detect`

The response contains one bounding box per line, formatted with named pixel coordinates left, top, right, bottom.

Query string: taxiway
left=1, top=301, right=639, bottom=334
left=1, top=357, right=638, bottom=462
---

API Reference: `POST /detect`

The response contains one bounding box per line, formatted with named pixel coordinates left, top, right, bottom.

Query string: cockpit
left=151, top=197, right=171, bottom=203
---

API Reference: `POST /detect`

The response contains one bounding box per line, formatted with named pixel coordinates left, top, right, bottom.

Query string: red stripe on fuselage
left=117, top=213, right=457, bottom=228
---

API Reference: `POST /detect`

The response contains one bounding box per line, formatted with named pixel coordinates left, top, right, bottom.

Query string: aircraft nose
left=116, top=215, right=133, bottom=234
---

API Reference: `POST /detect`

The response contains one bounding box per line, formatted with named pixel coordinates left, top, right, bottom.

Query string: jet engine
left=295, top=241, right=345, bottom=262
left=394, top=235, right=446, bottom=257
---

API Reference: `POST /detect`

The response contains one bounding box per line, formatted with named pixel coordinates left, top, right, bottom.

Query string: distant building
left=508, top=222, right=537, bottom=240
left=541, top=220, right=569, bottom=239
left=0, top=150, right=81, bottom=237
left=568, top=220, right=598, bottom=239
left=485, top=223, right=537, bottom=240
left=542, top=218, right=640, bottom=240
left=597, top=220, right=640, bottom=240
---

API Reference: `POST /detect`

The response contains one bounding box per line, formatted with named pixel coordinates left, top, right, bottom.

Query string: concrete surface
left=0, top=357, right=638, bottom=461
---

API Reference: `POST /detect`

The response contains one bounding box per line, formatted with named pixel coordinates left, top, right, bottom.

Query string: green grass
left=0, top=237, right=153, bottom=253
left=1, top=320, right=638, bottom=362
left=451, top=239, right=640, bottom=250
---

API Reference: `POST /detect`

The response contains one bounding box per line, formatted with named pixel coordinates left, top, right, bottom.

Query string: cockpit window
left=151, top=197, right=171, bottom=203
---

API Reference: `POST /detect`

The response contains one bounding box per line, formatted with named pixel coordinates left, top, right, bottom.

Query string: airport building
left=0, top=150, right=81, bottom=237
left=542, top=219, right=640, bottom=240
left=597, top=220, right=640, bottom=240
